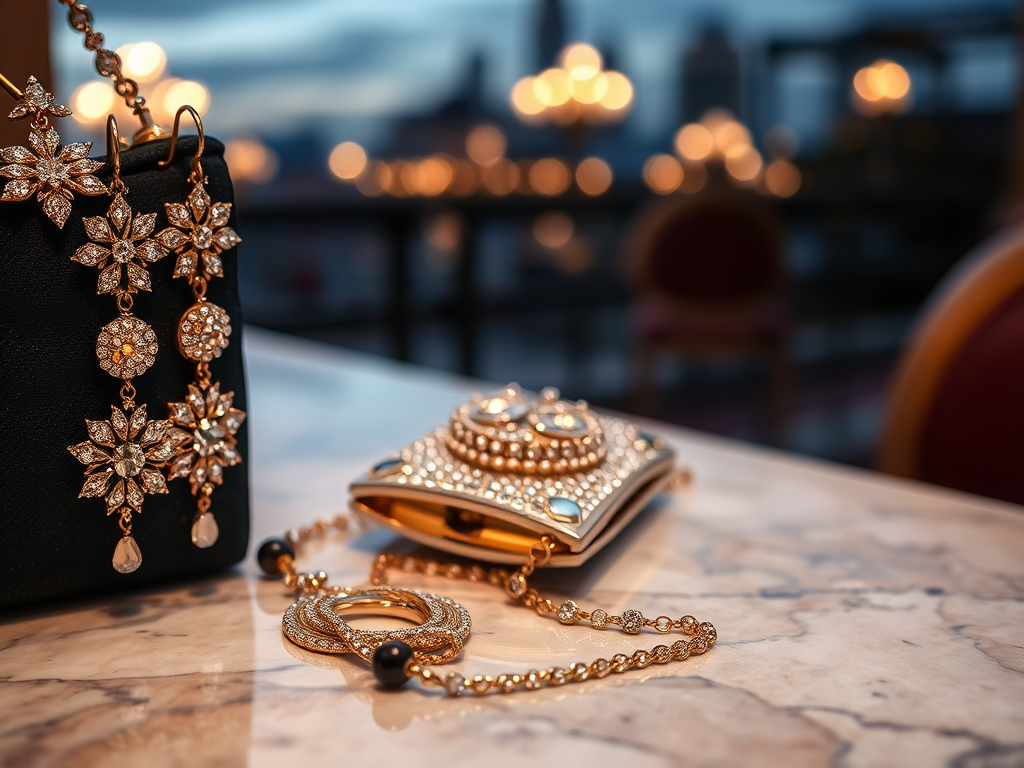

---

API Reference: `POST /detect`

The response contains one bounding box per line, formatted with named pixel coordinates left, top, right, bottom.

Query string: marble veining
left=1, top=328, right=1022, bottom=767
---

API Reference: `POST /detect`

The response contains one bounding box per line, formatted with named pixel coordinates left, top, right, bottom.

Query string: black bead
left=373, top=641, right=414, bottom=688
left=257, top=537, right=294, bottom=576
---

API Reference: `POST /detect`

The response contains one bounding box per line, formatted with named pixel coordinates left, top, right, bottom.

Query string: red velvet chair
left=879, top=225, right=1024, bottom=506
left=625, top=196, right=790, bottom=436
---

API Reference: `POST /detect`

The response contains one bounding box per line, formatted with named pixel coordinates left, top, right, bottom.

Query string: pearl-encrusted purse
left=350, top=384, right=675, bottom=566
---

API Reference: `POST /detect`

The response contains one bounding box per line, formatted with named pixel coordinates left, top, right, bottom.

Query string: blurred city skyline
left=50, top=0, right=1018, bottom=156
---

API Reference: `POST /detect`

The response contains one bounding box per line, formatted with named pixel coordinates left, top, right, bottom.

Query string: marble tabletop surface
left=2, top=328, right=1023, bottom=768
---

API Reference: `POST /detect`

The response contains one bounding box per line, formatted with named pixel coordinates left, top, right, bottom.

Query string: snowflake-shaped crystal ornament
left=156, top=183, right=241, bottom=282
left=73, top=194, right=168, bottom=293
left=166, top=382, right=245, bottom=497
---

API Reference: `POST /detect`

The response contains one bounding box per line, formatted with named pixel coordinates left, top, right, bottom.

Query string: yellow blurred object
left=481, top=158, right=519, bottom=196
left=466, top=124, right=506, bottom=166
left=224, top=138, right=278, bottom=184
left=724, top=145, right=762, bottom=182
left=852, top=59, right=912, bottom=115
left=575, top=157, right=613, bottom=196
left=561, top=44, right=602, bottom=80
left=529, top=158, right=571, bottom=196
left=674, top=124, right=714, bottom=161
left=162, top=79, right=209, bottom=118
left=329, top=141, right=368, bottom=181
left=116, top=42, right=167, bottom=83
left=764, top=160, right=801, bottom=198
left=71, top=81, right=116, bottom=123
left=643, top=155, right=684, bottom=194
left=511, top=77, right=545, bottom=117
left=534, top=211, right=574, bottom=248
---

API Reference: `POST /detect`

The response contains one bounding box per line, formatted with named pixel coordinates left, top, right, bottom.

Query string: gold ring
left=283, top=586, right=471, bottom=665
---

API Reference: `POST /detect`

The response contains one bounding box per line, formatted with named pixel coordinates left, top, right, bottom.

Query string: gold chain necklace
left=259, top=516, right=717, bottom=696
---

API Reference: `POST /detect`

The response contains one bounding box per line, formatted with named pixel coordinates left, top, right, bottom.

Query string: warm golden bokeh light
left=116, top=42, right=167, bottom=83
left=724, top=145, right=763, bottom=182
left=410, top=156, right=454, bottom=196
left=679, top=162, right=707, bottom=194
left=534, top=68, right=572, bottom=107
left=568, top=72, right=608, bottom=105
left=423, top=212, right=463, bottom=252
left=71, top=81, right=116, bottom=123
left=162, top=79, right=209, bottom=117
left=599, top=72, right=633, bottom=111
left=674, top=123, right=714, bottom=161
left=529, top=158, right=571, bottom=196
left=561, top=44, right=602, bottom=80
left=511, top=76, right=545, bottom=116
left=533, top=211, right=574, bottom=248
left=765, top=160, right=802, bottom=198
left=466, top=124, right=506, bottom=165
left=355, top=161, right=389, bottom=196
left=481, top=158, right=520, bottom=196
left=713, top=120, right=752, bottom=155
left=852, top=59, right=912, bottom=115
left=575, top=157, right=613, bottom=196
left=328, top=141, right=368, bottom=181
left=449, top=160, right=480, bottom=196
left=643, top=154, right=684, bottom=194
left=224, top=138, right=278, bottom=184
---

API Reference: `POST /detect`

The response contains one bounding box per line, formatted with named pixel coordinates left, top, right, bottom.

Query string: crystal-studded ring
left=282, top=587, right=471, bottom=665
left=445, top=383, right=606, bottom=475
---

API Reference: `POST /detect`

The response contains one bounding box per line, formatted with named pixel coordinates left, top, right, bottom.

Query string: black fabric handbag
left=0, top=135, right=250, bottom=608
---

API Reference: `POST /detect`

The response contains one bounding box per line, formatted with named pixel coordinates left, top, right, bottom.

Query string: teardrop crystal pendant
left=112, top=535, right=142, bottom=573
left=191, top=511, right=219, bottom=548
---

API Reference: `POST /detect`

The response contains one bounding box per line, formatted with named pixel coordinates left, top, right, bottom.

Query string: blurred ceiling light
left=162, top=79, right=209, bottom=117
left=423, top=212, right=463, bottom=253
left=674, top=123, right=714, bottom=161
left=643, top=154, right=683, bottom=194
left=764, top=160, right=801, bottom=198
left=852, top=59, right=911, bottom=115
left=71, top=81, right=116, bottom=123
left=568, top=72, right=608, bottom=105
left=724, top=145, right=762, bottom=182
left=763, top=125, right=799, bottom=160
left=561, top=44, right=602, bottom=80
left=534, top=68, right=572, bottom=107
left=575, top=157, right=613, bottom=196
left=713, top=120, right=751, bottom=155
left=116, top=42, right=167, bottom=83
left=529, top=158, right=571, bottom=196
left=224, top=138, right=278, bottom=184
left=329, top=141, right=368, bottom=181
left=388, top=160, right=412, bottom=197
left=412, top=156, right=453, bottom=196
left=511, top=76, right=545, bottom=116
left=466, top=124, right=506, bottom=166
left=599, top=72, right=633, bottom=111
left=481, top=158, right=519, bottom=196
left=533, top=211, right=574, bottom=248
left=449, top=159, right=479, bottom=195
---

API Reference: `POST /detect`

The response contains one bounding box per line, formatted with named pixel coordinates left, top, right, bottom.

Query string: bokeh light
left=161, top=79, right=209, bottom=117
left=116, top=42, right=167, bottom=83
left=529, top=158, right=571, bottom=196
left=449, top=160, right=480, bottom=196
left=533, top=211, right=575, bottom=248
left=534, top=69, right=571, bottom=107
left=329, top=141, right=368, bottom=180
left=852, top=59, right=912, bottom=115
left=599, top=72, right=633, bottom=111
left=764, top=160, right=802, bottom=197
left=466, top=124, right=506, bottom=166
left=511, top=77, right=545, bottom=117
left=481, top=158, right=520, bottom=196
left=224, top=138, right=279, bottom=184
left=643, top=154, right=684, bottom=194
left=724, top=145, right=763, bottom=182
left=71, top=81, right=116, bottom=123
left=575, top=157, right=613, bottom=196
left=674, top=123, right=714, bottom=161
left=561, top=44, right=602, bottom=80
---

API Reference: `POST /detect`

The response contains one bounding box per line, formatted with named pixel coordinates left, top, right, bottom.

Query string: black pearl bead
left=372, top=641, right=414, bottom=688
left=257, top=537, right=294, bottom=576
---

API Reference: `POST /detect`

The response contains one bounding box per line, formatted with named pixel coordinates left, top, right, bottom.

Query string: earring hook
left=158, top=105, right=205, bottom=183
left=106, top=114, right=126, bottom=195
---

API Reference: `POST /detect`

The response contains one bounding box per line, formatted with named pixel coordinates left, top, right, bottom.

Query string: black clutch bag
left=0, top=101, right=249, bottom=608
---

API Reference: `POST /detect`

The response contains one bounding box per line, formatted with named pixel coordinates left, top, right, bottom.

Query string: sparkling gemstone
left=621, top=609, right=645, bottom=635
left=371, top=458, right=403, bottom=476
left=546, top=496, right=581, bottom=525
left=112, top=536, right=142, bottom=573
left=532, top=407, right=588, bottom=438
left=111, top=239, right=135, bottom=263
left=590, top=609, right=608, bottom=628
left=112, top=444, right=145, bottom=477
left=191, top=512, right=219, bottom=548
left=557, top=600, right=578, bottom=624
left=36, top=158, right=68, bottom=185
left=470, top=386, right=529, bottom=424
left=194, top=225, right=214, bottom=250
left=507, top=572, right=527, bottom=598
left=194, top=417, right=226, bottom=451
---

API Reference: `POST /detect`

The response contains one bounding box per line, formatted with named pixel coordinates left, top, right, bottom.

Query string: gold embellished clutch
left=350, top=384, right=675, bottom=567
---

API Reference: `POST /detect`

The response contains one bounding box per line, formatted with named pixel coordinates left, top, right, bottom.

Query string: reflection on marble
left=2, top=328, right=1023, bottom=767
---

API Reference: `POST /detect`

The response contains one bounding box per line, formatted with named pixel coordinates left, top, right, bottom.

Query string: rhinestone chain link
left=277, top=517, right=717, bottom=695
left=58, top=0, right=143, bottom=109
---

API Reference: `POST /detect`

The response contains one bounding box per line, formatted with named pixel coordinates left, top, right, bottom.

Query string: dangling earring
left=0, top=74, right=107, bottom=227
left=156, top=106, right=245, bottom=549
left=67, top=115, right=180, bottom=574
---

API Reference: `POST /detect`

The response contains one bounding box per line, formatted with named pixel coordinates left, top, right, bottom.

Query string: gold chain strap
left=272, top=515, right=717, bottom=697
left=58, top=1, right=141, bottom=110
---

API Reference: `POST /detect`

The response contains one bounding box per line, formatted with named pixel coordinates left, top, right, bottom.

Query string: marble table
left=2, top=328, right=1022, bottom=768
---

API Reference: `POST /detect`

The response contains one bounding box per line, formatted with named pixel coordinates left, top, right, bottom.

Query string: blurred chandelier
left=510, top=43, right=633, bottom=127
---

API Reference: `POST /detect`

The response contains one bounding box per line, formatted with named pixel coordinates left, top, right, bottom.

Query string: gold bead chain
left=276, top=515, right=717, bottom=696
